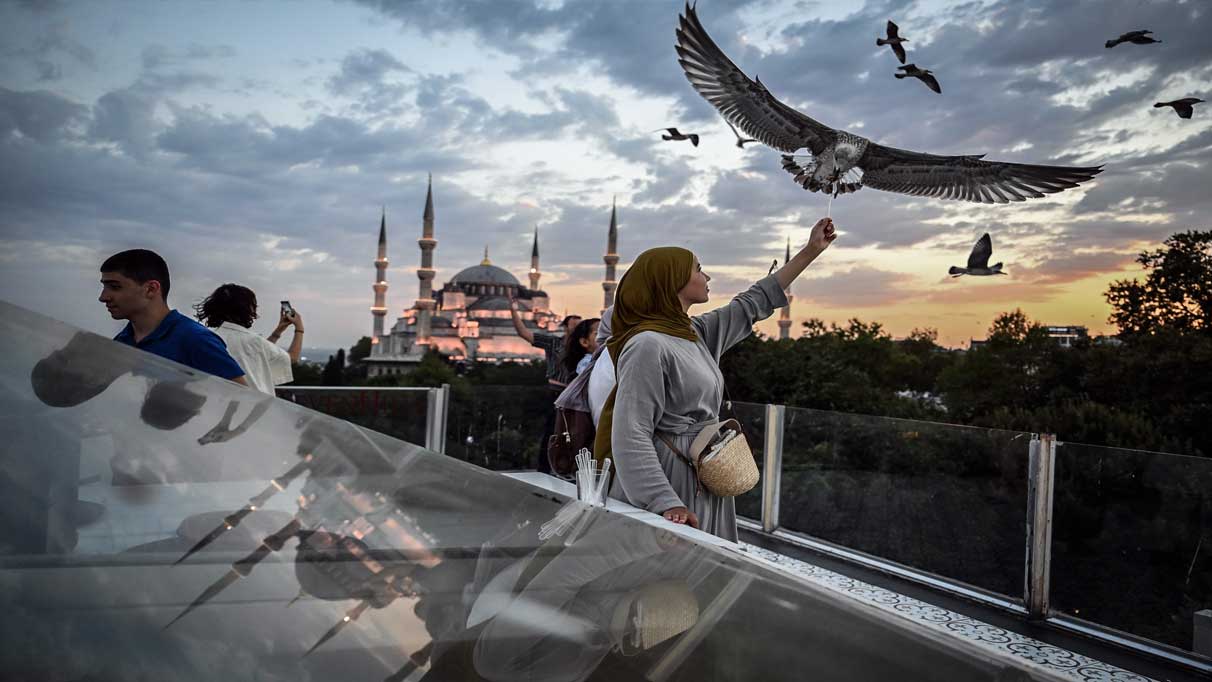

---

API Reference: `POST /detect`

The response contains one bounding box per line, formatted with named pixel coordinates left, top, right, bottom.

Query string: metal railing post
left=435, top=383, right=450, bottom=455
left=1025, top=433, right=1056, bottom=620
left=424, top=388, right=438, bottom=453
left=762, top=404, right=785, bottom=533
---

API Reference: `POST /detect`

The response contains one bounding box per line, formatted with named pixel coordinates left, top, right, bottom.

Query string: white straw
left=592, top=458, right=612, bottom=506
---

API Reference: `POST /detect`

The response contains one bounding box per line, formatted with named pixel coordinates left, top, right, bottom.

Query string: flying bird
left=1105, top=30, right=1161, bottom=48
left=674, top=3, right=1103, bottom=203
left=1154, top=98, right=1205, bottom=119
left=660, top=127, right=700, bottom=146
left=949, top=233, right=1006, bottom=277
left=727, top=120, right=758, bottom=148
left=895, top=63, right=941, bottom=94
left=877, top=20, right=908, bottom=64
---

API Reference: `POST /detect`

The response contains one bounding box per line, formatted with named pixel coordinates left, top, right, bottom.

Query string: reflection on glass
left=1052, top=441, right=1212, bottom=653
left=776, top=407, right=1030, bottom=599
left=0, top=301, right=1089, bottom=680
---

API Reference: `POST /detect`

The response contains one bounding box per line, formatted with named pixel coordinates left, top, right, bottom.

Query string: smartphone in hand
left=280, top=300, right=295, bottom=319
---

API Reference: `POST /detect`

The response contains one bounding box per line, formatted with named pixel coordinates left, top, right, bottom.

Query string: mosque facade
left=364, top=178, right=620, bottom=377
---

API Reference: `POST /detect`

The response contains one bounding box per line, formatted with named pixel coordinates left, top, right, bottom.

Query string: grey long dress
left=609, top=275, right=787, bottom=541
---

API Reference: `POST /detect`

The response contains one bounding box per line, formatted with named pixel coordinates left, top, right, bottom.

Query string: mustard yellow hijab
left=593, top=247, right=700, bottom=465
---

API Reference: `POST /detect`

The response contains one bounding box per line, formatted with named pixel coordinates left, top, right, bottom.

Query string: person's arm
left=773, top=217, right=837, bottom=290
left=695, top=217, right=837, bottom=358
left=508, top=299, right=535, bottom=344
left=610, top=334, right=685, bottom=517
left=268, top=309, right=304, bottom=364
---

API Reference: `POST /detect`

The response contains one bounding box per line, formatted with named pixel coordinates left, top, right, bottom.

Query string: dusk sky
left=2, top=0, right=1209, bottom=350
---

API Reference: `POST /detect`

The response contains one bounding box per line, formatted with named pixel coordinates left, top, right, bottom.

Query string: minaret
left=529, top=226, right=541, bottom=291
left=415, top=175, right=437, bottom=346
left=778, top=237, right=793, bottom=340
left=602, top=198, right=619, bottom=314
left=371, top=208, right=389, bottom=340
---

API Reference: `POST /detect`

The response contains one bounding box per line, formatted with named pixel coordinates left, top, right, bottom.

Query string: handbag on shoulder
left=547, top=407, right=595, bottom=478
left=659, top=417, right=759, bottom=497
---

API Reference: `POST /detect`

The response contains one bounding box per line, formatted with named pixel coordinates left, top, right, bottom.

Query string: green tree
left=321, top=348, right=345, bottom=386
left=1105, top=230, right=1211, bottom=336
left=349, top=336, right=372, bottom=362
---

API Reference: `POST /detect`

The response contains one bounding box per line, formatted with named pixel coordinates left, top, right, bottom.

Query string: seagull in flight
left=660, top=127, right=700, bottom=146
left=726, top=120, right=757, bottom=148
left=877, top=20, right=908, bottom=64
left=1154, top=98, right=1204, bottom=119
left=1105, top=30, right=1161, bottom=48
left=896, top=64, right=941, bottom=94
left=674, top=3, right=1103, bottom=203
left=949, top=233, right=1006, bottom=277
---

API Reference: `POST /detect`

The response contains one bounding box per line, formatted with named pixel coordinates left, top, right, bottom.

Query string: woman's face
left=678, top=259, right=711, bottom=306
left=581, top=321, right=601, bottom=352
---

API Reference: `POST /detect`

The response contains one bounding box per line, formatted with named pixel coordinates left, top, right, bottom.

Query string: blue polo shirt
left=114, top=310, right=245, bottom=380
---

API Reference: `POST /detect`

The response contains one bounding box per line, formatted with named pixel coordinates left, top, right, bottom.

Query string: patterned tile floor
left=737, top=543, right=1154, bottom=681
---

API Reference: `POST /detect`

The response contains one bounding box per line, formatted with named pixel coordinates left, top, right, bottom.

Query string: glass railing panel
left=0, top=300, right=1071, bottom=680
left=276, top=386, right=429, bottom=447
left=444, top=384, right=553, bottom=470
left=1052, top=442, right=1212, bottom=656
left=730, top=401, right=766, bottom=523
left=776, top=406, right=1031, bottom=600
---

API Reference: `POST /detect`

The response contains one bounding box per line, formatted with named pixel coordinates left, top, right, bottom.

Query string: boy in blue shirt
left=99, top=249, right=247, bottom=385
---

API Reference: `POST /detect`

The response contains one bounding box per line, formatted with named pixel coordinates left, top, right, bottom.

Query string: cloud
left=0, top=86, right=86, bottom=142
left=142, top=43, right=237, bottom=71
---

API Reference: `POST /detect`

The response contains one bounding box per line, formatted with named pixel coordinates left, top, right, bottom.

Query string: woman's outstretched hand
left=661, top=506, right=700, bottom=529
left=773, top=217, right=838, bottom=290
left=807, top=217, right=837, bottom=256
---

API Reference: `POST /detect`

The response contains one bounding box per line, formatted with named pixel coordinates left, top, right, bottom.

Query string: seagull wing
left=967, top=233, right=993, bottom=269
left=892, top=42, right=907, bottom=64
left=920, top=72, right=941, bottom=93
left=858, top=142, right=1103, bottom=203
left=886, top=20, right=900, bottom=40
left=1174, top=103, right=1194, bottom=119
left=676, top=3, right=835, bottom=154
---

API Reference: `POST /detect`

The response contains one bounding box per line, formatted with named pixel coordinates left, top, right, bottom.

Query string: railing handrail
left=730, top=399, right=1037, bottom=438
left=277, top=386, right=432, bottom=393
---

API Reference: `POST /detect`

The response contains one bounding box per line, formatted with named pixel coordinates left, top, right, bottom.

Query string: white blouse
left=212, top=322, right=293, bottom=394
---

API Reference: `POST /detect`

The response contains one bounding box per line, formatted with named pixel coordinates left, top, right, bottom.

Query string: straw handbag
left=659, top=417, right=759, bottom=498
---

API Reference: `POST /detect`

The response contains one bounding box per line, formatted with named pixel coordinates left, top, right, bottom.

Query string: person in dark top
left=509, top=300, right=581, bottom=473
left=98, top=249, right=246, bottom=384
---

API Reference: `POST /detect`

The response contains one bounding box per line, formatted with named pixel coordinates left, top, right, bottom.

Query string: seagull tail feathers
left=948, top=266, right=964, bottom=276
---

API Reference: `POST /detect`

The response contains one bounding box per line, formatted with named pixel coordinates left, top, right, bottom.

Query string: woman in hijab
left=595, top=217, right=837, bottom=540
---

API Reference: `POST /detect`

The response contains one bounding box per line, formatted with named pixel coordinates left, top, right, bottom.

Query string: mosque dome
left=467, top=296, right=513, bottom=312
left=450, top=248, right=520, bottom=287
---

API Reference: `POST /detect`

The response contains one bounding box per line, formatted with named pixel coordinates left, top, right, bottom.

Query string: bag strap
left=655, top=433, right=704, bottom=500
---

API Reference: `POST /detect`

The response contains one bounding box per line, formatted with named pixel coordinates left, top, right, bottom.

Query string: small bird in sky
left=949, top=233, right=1006, bottom=277
left=1154, top=98, right=1205, bottom=119
left=727, top=121, right=758, bottom=148
left=896, top=64, right=941, bottom=94
left=660, top=127, right=700, bottom=146
left=1105, top=30, right=1161, bottom=48
left=877, top=20, right=908, bottom=64
left=767, top=259, right=778, bottom=275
